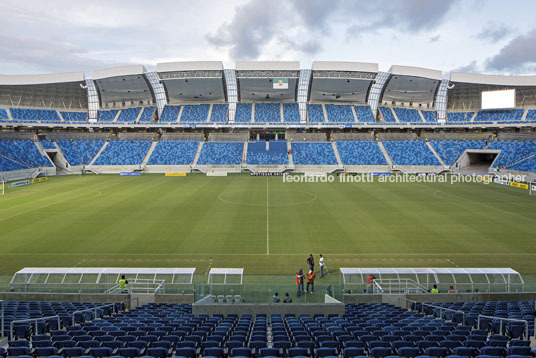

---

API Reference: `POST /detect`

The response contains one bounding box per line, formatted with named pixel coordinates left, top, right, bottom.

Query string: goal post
left=1, top=180, right=4, bottom=195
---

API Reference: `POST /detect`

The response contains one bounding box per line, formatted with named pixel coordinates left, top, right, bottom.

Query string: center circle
left=218, top=189, right=317, bottom=207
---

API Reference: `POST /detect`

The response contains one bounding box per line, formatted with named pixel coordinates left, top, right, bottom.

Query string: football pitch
left=0, top=174, right=535, bottom=278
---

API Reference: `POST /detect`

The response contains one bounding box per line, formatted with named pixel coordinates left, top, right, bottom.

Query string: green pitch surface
left=0, top=174, right=535, bottom=276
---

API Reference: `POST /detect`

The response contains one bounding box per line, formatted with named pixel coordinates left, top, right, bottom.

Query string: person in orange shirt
left=296, top=269, right=304, bottom=297
left=307, top=270, right=315, bottom=294
left=366, top=274, right=375, bottom=293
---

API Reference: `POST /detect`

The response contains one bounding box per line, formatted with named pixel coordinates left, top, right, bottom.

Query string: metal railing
left=477, top=314, right=530, bottom=341
left=399, top=297, right=466, bottom=325
left=10, top=315, right=61, bottom=341
left=104, top=279, right=166, bottom=294
left=71, top=297, right=139, bottom=326
left=373, top=279, right=428, bottom=294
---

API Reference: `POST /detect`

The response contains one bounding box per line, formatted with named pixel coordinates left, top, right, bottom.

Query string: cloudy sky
left=1, top=0, right=535, bottom=77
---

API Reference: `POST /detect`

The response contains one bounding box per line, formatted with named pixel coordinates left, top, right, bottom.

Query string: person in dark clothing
left=307, top=254, right=314, bottom=272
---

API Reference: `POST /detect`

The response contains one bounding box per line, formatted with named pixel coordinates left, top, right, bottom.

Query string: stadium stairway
left=426, top=141, right=448, bottom=167
left=192, top=142, right=204, bottom=166
left=391, top=108, right=400, bottom=122
left=141, top=141, right=159, bottom=166
left=332, top=142, right=343, bottom=166
left=88, top=141, right=109, bottom=165
left=377, top=141, right=394, bottom=167
left=287, top=142, right=294, bottom=167
left=243, top=142, right=248, bottom=164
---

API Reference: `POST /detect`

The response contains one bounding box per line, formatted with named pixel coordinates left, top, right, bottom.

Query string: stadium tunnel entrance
left=455, top=150, right=500, bottom=175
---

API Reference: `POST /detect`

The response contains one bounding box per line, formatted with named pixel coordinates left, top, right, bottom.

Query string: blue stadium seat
left=383, top=140, right=441, bottom=165
left=246, top=141, right=288, bottom=165
left=94, top=140, right=152, bottom=165
left=197, top=142, right=243, bottom=165
left=336, top=141, right=388, bottom=165
left=146, top=141, right=199, bottom=165
left=291, top=142, right=337, bottom=165
left=255, top=103, right=281, bottom=123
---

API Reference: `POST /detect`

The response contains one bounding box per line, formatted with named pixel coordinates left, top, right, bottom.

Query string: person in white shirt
left=319, top=254, right=325, bottom=278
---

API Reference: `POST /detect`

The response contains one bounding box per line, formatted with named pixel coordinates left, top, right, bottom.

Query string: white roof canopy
left=207, top=268, right=244, bottom=285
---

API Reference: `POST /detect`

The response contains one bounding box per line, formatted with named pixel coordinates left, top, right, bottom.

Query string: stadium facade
left=1, top=60, right=536, bottom=181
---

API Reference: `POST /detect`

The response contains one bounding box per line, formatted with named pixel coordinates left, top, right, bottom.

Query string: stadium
left=2, top=2, right=536, bottom=356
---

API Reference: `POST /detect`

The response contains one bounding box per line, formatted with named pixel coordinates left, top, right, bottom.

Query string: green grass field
left=1, top=174, right=536, bottom=278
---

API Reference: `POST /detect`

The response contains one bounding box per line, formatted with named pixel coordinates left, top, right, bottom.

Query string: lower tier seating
left=291, top=142, right=338, bottom=165
left=197, top=142, right=244, bottom=165
left=336, top=141, right=388, bottom=165
left=57, top=140, right=106, bottom=166
left=246, top=141, right=288, bottom=165
left=383, top=140, right=441, bottom=166
left=147, top=141, right=199, bottom=165
left=93, top=141, right=152, bottom=165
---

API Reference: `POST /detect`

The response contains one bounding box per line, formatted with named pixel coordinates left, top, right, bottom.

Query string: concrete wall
left=345, top=292, right=536, bottom=307
left=0, top=292, right=133, bottom=307
left=193, top=303, right=345, bottom=316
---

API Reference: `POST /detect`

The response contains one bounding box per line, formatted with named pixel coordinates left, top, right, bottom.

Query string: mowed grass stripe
left=0, top=175, right=535, bottom=274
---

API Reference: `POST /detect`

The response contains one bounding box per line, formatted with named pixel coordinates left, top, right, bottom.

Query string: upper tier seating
left=10, top=108, right=61, bottom=122
left=383, top=140, right=441, bottom=165
left=394, top=108, right=422, bottom=123
left=180, top=104, right=210, bottom=123
left=291, top=142, right=337, bottom=165
left=197, top=142, right=243, bottom=165
left=429, top=140, right=487, bottom=165
left=447, top=112, right=474, bottom=122
left=97, top=110, right=119, bottom=123
left=116, top=107, right=141, bottom=123
left=421, top=110, right=437, bottom=122
left=138, top=107, right=156, bottom=123
left=60, top=111, right=87, bottom=123
left=354, top=106, right=375, bottom=122
left=235, top=103, right=252, bottom=123
left=254, top=103, right=281, bottom=123
left=488, top=140, right=536, bottom=168
left=336, top=141, right=388, bottom=165
left=0, top=108, right=9, bottom=119
left=475, top=109, right=525, bottom=122
left=325, top=104, right=355, bottom=123
left=307, top=104, right=325, bottom=123
left=93, top=140, right=152, bottom=165
left=160, top=106, right=181, bottom=122
left=210, top=104, right=228, bottom=123
left=56, top=139, right=107, bottom=166
left=246, top=141, right=288, bottom=165
left=147, top=141, right=199, bottom=165
left=0, top=139, right=51, bottom=171
left=283, top=103, right=300, bottom=122
left=526, top=109, right=536, bottom=121
left=379, top=107, right=396, bottom=122
left=508, top=155, right=536, bottom=172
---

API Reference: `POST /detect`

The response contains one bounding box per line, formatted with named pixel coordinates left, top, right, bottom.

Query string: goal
left=1, top=180, right=4, bottom=195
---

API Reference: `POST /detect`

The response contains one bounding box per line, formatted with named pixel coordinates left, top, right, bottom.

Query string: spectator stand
left=340, top=268, right=524, bottom=295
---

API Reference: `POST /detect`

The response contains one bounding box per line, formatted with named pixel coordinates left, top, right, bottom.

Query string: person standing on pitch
left=307, top=254, right=314, bottom=272
left=319, top=254, right=325, bottom=278
left=296, top=270, right=304, bottom=297
left=307, top=270, right=315, bottom=294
